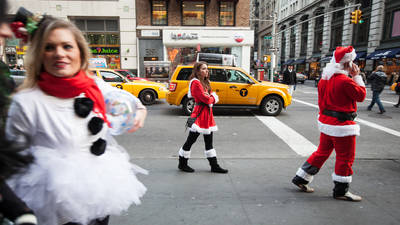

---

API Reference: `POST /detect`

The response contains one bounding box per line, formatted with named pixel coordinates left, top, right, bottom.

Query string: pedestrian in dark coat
left=394, top=75, right=400, bottom=108
left=283, top=65, right=297, bottom=93
left=367, top=65, right=387, bottom=114
left=0, top=1, right=38, bottom=223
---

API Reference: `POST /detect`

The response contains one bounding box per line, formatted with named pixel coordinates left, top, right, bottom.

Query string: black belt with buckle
left=322, top=110, right=357, bottom=122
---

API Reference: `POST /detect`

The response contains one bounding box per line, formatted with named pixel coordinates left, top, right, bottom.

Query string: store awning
left=355, top=51, right=367, bottom=60
left=293, top=58, right=306, bottom=64
left=366, top=48, right=400, bottom=60
left=320, top=56, right=332, bottom=63
left=283, top=59, right=295, bottom=65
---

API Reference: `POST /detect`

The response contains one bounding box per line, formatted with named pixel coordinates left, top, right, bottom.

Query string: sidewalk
left=110, top=158, right=400, bottom=225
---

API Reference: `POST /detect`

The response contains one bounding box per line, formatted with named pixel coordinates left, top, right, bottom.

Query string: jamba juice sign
left=90, top=47, right=120, bottom=55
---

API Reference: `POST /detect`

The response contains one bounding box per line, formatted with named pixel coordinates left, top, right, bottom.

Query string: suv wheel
left=139, top=89, right=156, bottom=105
left=182, top=97, right=195, bottom=116
left=260, top=96, right=282, bottom=116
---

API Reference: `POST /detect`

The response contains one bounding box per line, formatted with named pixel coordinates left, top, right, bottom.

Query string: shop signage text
left=171, top=33, right=198, bottom=40
left=90, top=47, right=120, bottom=55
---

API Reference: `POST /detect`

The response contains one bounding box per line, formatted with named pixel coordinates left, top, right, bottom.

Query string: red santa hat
left=322, top=46, right=357, bottom=80
left=333, top=46, right=356, bottom=64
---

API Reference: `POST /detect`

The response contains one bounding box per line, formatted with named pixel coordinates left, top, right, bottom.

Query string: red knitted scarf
left=38, top=70, right=109, bottom=125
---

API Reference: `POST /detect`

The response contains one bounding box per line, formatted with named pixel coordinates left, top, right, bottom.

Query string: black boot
left=333, top=181, right=362, bottom=202
left=292, top=175, right=314, bottom=193
left=208, top=157, right=228, bottom=173
left=178, top=156, right=194, bottom=172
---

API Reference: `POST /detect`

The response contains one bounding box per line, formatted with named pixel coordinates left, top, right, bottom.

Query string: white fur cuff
left=211, top=92, right=219, bottom=104
left=296, top=168, right=314, bottom=183
left=353, top=75, right=365, bottom=87
left=332, top=173, right=352, bottom=183
left=204, top=149, right=217, bottom=158
left=15, top=214, right=38, bottom=225
left=179, top=148, right=191, bottom=158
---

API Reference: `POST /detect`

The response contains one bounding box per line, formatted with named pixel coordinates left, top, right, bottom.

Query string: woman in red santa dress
left=177, top=62, right=228, bottom=173
left=292, top=46, right=366, bottom=201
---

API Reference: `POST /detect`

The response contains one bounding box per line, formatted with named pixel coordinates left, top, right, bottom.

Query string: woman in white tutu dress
left=5, top=16, right=147, bottom=225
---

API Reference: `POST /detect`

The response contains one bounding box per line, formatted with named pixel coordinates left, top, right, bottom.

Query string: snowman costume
left=6, top=72, right=147, bottom=225
left=292, top=46, right=366, bottom=201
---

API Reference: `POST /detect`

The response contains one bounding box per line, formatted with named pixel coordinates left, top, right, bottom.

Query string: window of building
left=392, top=10, right=400, bottom=37
left=313, top=14, right=324, bottom=53
left=289, top=27, right=296, bottom=58
left=72, top=19, right=120, bottom=45
left=182, top=1, right=205, bottom=26
left=352, top=1, right=371, bottom=47
left=330, top=9, right=344, bottom=50
left=219, top=1, right=235, bottom=26
left=152, top=0, right=168, bottom=26
left=300, top=21, right=308, bottom=56
left=281, top=31, right=286, bottom=60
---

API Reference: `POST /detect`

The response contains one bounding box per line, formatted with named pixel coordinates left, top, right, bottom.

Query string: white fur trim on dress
left=318, top=121, right=360, bottom=137
left=211, top=92, right=219, bottom=104
left=296, top=168, right=314, bottom=183
left=189, top=124, right=218, bottom=134
left=353, top=75, right=365, bottom=87
left=204, top=149, right=217, bottom=158
left=15, top=214, right=38, bottom=225
left=178, top=148, right=191, bottom=158
left=332, top=173, right=352, bottom=183
left=187, top=78, right=199, bottom=98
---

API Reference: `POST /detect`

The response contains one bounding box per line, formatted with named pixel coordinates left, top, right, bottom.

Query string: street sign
left=264, top=36, right=272, bottom=40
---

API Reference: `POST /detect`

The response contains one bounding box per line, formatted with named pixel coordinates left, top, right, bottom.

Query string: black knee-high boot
left=178, top=156, right=195, bottom=172
left=207, top=157, right=228, bottom=173
left=333, top=181, right=362, bottom=202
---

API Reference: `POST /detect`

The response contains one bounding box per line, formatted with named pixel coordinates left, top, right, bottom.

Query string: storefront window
left=182, top=1, right=205, bottom=26
left=152, top=0, right=168, bottom=26
left=219, top=1, right=235, bottom=26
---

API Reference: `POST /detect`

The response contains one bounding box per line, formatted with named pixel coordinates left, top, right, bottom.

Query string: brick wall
left=137, top=0, right=250, bottom=27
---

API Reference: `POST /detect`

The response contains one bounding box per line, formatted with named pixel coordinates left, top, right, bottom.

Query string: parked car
left=114, top=69, right=149, bottom=81
left=167, top=65, right=292, bottom=116
left=10, top=69, right=26, bottom=86
left=90, top=68, right=167, bottom=105
left=296, top=73, right=306, bottom=84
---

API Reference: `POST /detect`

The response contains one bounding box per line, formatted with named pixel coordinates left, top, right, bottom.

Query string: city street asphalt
left=109, top=81, right=399, bottom=225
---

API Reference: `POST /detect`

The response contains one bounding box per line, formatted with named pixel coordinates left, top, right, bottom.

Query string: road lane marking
left=365, top=98, right=396, bottom=104
left=293, top=98, right=400, bottom=137
left=255, top=115, right=317, bottom=156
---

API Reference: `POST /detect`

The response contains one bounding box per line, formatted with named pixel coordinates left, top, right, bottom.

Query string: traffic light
left=357, top=9, right=364, bottom=24
left=350, top=10, right=359, bottom=24
left=263, top=55, right=271, bottom=63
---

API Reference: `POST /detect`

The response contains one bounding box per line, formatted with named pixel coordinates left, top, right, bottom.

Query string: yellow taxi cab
left=166, top=65, right=292, bottom=115
left=90, top=68, right=167, bottom=105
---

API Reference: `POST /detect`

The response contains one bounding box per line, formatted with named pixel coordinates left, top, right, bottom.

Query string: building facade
left=136, top=0, right=254, bottom=79
left=255, top=0, right=400, bottom=82
left=6, top=0, right=137, bottom=71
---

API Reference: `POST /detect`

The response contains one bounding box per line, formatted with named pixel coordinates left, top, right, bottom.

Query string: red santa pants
left=307, top=133, right=356, bottom=177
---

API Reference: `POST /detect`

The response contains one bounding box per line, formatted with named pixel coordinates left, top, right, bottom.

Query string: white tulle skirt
left=7, top=144, right=147, bottom=225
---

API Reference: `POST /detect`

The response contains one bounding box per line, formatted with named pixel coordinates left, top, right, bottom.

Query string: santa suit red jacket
left=318, top=72, right=366, bottom=137
left=188, top=78, right=219, bottom=134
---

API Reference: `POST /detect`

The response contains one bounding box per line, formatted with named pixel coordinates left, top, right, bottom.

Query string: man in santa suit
left=291, top=46, right=366, bottom=201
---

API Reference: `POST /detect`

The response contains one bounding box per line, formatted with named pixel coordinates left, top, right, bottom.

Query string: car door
left=224, top=69, right=257, bottom=105
left=99, top=70, right=126, bottom=89
left=209, top=68, right=229, bottom=104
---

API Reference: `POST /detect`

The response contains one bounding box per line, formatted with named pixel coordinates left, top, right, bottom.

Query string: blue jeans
left=368, top=90, right=385, bottom=112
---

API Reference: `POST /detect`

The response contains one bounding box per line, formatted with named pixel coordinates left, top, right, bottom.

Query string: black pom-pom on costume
left=88, top=117, right=104, bottom=135
left=90, top=138, right=107, bottom=156
left=74, top=97, right=93, bottom=118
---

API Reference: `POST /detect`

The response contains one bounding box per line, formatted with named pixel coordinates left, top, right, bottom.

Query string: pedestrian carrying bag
left=185, top=104, right=205, bottom=130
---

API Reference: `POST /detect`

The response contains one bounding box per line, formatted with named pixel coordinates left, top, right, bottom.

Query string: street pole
left=270, top=12, right=277, bottom=82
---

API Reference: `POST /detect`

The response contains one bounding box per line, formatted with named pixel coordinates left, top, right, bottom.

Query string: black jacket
left=283, top=69, right=297, bottom=85
left=369, top=71, right=387, bottom=92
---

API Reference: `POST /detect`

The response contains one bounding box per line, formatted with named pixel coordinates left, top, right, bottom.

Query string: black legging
left=182, top=131, right=213, bottom=151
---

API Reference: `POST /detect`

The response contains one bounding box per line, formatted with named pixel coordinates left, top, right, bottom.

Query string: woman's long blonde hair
left=189, top=61, right=211, bottom=92
left=19, top=16, right=92, bottom=91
